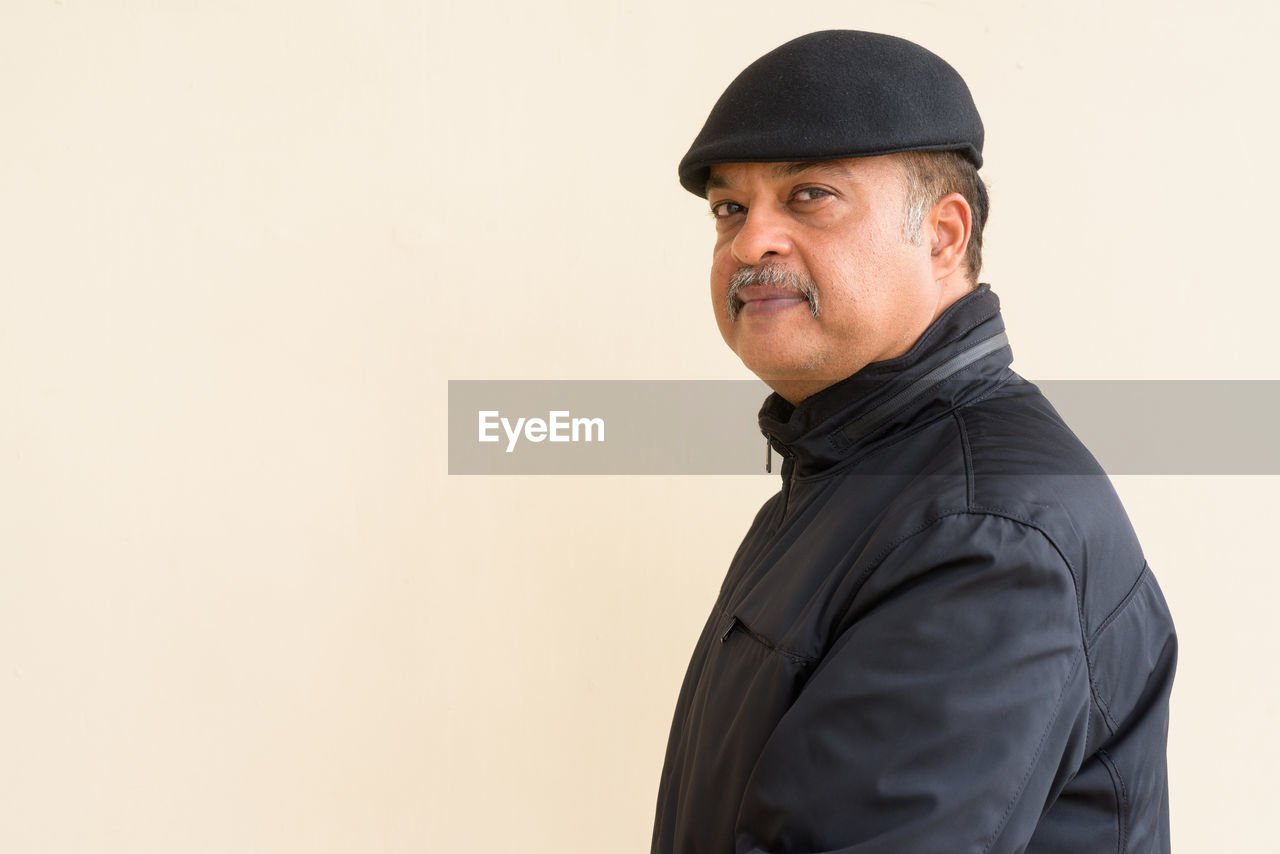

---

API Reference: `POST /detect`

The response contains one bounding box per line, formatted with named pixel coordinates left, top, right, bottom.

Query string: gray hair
left=897, top=150, right=990, bottom=283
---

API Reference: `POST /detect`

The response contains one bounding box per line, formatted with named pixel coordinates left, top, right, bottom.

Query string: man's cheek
left=711, top=268, right=737, bottom=303
left=711, top=236, right=739, bottom=267
left=709, top=256, right=734, bottom=291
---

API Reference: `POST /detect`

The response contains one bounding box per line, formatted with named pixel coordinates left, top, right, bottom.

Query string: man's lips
left=736, top=286, right=810, bottom=317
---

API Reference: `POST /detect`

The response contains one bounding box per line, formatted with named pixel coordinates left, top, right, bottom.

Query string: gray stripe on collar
left=835, top=331, right=1011, bottom=448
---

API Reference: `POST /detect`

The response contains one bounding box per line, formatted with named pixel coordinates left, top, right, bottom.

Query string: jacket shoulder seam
left=850, top=509, right=1081, bottom=617
left=1085, top=564, right=1154, bottom=735
left=961, top=506, right=1101, bottom=715
left=1088, top=562, right=1154, bottom=646
left=853, top=507, right=1104, bottom=750
left=943, top=506, right=1083, bottom=598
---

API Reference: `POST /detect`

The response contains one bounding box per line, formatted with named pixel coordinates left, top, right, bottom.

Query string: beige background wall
left=2, top=1, right=1275, bottom=850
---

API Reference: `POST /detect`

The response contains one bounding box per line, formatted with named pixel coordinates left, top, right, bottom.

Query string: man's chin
left=738, top=356, right=852, bottom=404
left=738, top=348, right=833, bottom=379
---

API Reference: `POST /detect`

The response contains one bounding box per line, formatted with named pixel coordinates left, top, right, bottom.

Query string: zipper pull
left=765, top=438, right=772, bottom=474
left=721, top=616, right=740, bottom=642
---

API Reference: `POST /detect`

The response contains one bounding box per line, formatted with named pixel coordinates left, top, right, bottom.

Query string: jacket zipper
left=763, top=432, right=796, bottom=523
left=719, top=615, right=780, bottom=650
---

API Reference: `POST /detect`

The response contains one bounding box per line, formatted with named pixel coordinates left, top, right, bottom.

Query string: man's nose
left=731, top=205, right=793, bottom=266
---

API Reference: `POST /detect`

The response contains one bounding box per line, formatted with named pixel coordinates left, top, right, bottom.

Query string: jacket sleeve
left=735, top=512, right=1092, bottom=854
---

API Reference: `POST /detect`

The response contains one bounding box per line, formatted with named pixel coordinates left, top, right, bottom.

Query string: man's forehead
left=705, top=159, right=873, bottom=193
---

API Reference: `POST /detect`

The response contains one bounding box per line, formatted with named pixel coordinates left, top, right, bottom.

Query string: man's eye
left=710, top=201, right=745, bottom=219
left=793, top=187, right=831, bottom=202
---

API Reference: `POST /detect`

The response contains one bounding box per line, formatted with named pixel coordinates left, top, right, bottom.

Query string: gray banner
left=448, top=380, right=1280, bottom=475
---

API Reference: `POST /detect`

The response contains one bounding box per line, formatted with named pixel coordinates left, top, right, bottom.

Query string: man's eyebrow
left=705, top=172, right=733, bottom=192
left=772, top=160, right=857, bottom=180
left=704, top=160, right=857, bottom=193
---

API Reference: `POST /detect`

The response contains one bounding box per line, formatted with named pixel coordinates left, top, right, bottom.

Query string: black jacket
left=652, top=286, right=1176, bottom=854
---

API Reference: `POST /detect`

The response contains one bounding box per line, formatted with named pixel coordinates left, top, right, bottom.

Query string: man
left=652, top=31, right=1176, bottom=854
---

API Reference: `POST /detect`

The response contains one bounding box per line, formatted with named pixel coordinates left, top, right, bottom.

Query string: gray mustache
left=726, top=265, right=821, bottom=322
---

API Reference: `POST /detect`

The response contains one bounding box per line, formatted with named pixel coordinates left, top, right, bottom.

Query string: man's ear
left=927, top=193, right=972, bottom=283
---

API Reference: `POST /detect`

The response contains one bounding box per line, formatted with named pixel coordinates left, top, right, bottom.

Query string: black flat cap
left=678, top=30, right=984, bottom=197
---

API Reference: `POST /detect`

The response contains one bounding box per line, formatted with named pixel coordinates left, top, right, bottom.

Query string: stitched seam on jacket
left=825, top=509, right=1093, bottom=852
left=1091, top=678, right=1119, bottom=737
left=1092, top=677, right=1122, bottom=735
left=963, top=505, right=1110, bottom=741
left=849, top=505, right=1112, bottom=769
left=1085, top=564, right=1152, bottom=735
left=953, top=410, right=975, bottom=510
left=837, top=510, right=1080, bottom=625
left=1085, top=688, right=1094, bottom=761
left=864, top=508, right=1083, bottom=603
left=1089, top=563, right=1153, bottom=646
left=1098, top=749, right=1131, bottom=854
left=982, top=649, right=1086, bottom=854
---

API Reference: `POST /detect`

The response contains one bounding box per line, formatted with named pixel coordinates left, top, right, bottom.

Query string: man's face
left=706, top=156, right=944, bottom=403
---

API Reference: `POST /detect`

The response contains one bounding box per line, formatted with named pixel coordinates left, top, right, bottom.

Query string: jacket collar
left=757, top=284, right=1013, bottom=476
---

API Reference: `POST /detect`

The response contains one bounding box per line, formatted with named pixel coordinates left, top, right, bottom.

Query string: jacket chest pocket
left=719, top=613, right=818, bottom=670
left=689, top=615, right=820, bottom=767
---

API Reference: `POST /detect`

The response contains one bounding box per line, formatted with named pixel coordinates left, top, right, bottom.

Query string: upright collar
left=758, top=285, right=1013, bottom=476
